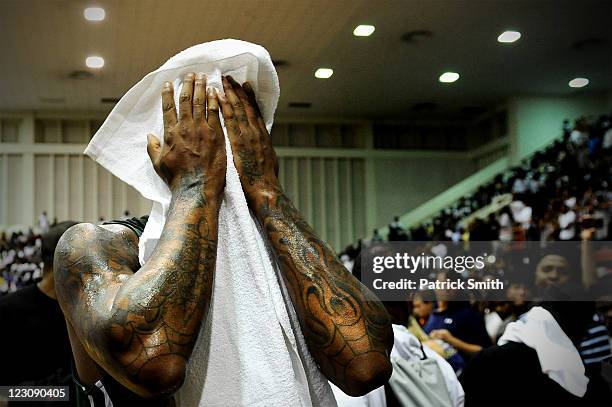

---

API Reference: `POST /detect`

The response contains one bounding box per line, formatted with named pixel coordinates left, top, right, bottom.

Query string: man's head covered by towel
left=53, top=41, right=393, bottom=406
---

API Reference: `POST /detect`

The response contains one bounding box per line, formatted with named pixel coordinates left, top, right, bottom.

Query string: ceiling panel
left=0, top=0, right=610, bottom=120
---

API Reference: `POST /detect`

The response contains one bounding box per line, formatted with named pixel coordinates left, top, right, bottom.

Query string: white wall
left=0, top=112, right=497, bottom=249
left=372, top=157, right=475, bottom=228
left=507, top=94, right=609, bottom=164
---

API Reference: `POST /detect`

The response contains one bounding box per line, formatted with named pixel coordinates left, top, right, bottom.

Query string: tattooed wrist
left=169, top=168, right=222, bottom=208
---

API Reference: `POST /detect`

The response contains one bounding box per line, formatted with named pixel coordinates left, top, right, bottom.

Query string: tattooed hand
left=148, top=72, right=226, bottom=200
left=220, top=75, right=279, bottom=205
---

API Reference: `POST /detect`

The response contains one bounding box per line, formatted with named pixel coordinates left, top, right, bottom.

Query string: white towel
left=85, top=39, right=336, bottom=407
left=498, top=306, right=589, bottom=397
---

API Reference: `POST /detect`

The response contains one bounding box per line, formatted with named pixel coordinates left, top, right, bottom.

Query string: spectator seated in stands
left=423, top=271, right=492, bottom=359
left=460, top=297, right=611, bottom=407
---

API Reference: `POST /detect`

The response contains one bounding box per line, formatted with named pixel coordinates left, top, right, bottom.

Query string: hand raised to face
left=219, top=76, right=280, bottom=205
left=147, top=73, right=226, bottom=200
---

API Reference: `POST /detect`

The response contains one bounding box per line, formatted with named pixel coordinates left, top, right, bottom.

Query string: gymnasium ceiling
left=0, top=0, right=610, bottom=121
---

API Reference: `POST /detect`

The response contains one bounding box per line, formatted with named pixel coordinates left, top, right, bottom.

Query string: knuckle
left=179, top=94, right=191, bottom=103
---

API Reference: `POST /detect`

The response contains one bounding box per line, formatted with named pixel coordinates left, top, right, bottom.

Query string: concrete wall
left=372, top=157, right=475, bottom=228
left=507, top=94, right=610, bottom=164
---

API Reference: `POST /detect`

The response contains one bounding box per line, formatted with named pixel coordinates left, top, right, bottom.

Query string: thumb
left=146, top=133, right=161, bottom=163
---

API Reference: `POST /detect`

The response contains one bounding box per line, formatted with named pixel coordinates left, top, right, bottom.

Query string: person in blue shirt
left=423, top=271, right=492, bottom=358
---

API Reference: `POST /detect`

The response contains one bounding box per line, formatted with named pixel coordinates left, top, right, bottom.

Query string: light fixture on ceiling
left=568, top=77, right=589, bottom=88
left=439, top=72, right=459, bottom=83
left=353, top=25, right=375, bottom=37
left=86, top=56, right=105, bottom=69
left=497, top=30, right=521, bottom=43
left=84, top=7, right=105, bottom=21
left=315, top=68, right=333, bottom=79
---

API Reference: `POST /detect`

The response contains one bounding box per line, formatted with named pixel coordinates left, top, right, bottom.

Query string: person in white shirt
left=603, top=127, right=612, bottom=150
left=330, top=324, right=465, bottom=407
left=38, top=211, right=49, bottom=234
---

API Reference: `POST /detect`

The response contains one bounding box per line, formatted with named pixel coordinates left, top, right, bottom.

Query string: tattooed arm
left=54, top=73, right=226, bottom=398
left=219, top=76, right=393, bottom=396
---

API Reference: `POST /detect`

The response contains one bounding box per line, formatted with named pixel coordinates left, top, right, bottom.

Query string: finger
left=207, top=88, right=223, bottom=135
left=222, top=76, right=249, bottom=129
left=243, top=81, right=264, bottom=119
left=218, top=92, right=241, bottom=145
left=162, top=82, right=178, bottom=136
left=231, top=79, right=259, bottom=126
left=243, top=82, right=270, bottom=141
left=193, top=73, right=207, bottom=126
left=146, top=133, right=161, bottom=164
left=179, top=72, right=195, bottom=121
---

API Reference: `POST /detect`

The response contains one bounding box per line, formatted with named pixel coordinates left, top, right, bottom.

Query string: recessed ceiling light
left=497, top=30, right=521, bottom=43
left=439, top=72, right=459, bottom=83
left=353, top=25, right=375, bottom=37
left=568, top=77, right=589, bottom=88
left=84, top=7, right=105, bottom=21
left=315, top=68, right=333, bottom=79
left=86, top=56, right=105, bottom=69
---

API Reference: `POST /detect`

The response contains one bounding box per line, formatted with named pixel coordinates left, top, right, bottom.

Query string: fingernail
left=195, top=72, right=205, bottom=81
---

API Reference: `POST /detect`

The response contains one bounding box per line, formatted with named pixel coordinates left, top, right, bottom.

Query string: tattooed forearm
left=253, top=190, right=393, bottom=396
left=54, top=171, right=220, bottom=397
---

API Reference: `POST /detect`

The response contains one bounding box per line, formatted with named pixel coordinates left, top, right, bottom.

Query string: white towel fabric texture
left=85, top=39, right=336, bottom=407
left=498, top=306, right=589, bottom=397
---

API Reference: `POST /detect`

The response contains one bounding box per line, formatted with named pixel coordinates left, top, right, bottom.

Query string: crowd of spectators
left=338, top=114, right=612, bottom=405
left=385, top=114, right=612, bottom=245
left=0, top=229, right=43, bottom=295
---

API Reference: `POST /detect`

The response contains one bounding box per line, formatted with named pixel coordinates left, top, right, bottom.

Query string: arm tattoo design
left=236, top=148, right=263, bottom=185
left=254, top=191, right=393, bottom=392
left=54, top=170, right=219, bottom=397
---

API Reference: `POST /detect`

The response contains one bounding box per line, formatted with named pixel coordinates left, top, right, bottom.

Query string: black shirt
left=460, top=341, right=611, bottom=406
left=0, top=284, right=72, bottom=387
